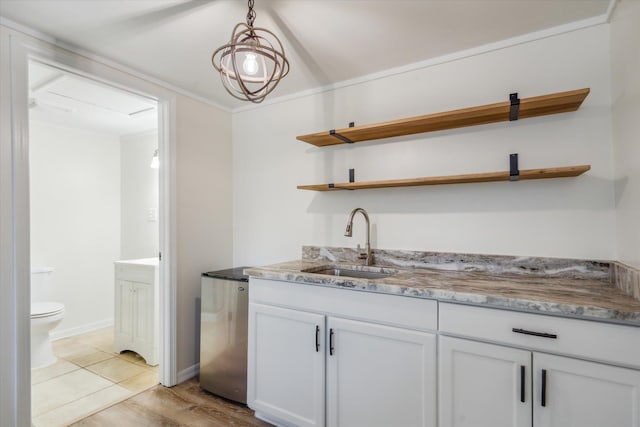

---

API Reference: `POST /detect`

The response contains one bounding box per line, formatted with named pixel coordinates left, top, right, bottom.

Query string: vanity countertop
left=245, top=256, right=640, bottom=327
left=114, top=258, right=159, bottom=267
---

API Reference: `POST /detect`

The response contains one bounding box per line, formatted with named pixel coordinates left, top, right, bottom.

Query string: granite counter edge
left=245, top=265, right=640, bottom=327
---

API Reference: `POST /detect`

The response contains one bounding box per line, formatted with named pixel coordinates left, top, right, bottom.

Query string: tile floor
left=32, top=327, right=159, bottom=427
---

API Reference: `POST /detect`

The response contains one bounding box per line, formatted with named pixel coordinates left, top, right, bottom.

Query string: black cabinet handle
left=315, top=325, right=320, bottom=352
left=329, top=328, right=335, bottom=356
left=520, top=365, right=526, bottom=403
left=512, top=328, right=557, bottom=339
left=541, top=369, right=547, bottom=407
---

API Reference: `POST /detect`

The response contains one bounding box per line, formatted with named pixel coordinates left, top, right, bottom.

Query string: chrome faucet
left=344, top=208, right=373, bottom=266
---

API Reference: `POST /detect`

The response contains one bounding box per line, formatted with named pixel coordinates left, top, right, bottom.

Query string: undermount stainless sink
left=303, top=266, right=395, bottom=280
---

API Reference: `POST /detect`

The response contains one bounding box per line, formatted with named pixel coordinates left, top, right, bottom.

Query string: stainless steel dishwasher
left=200, top=267, right=250, bottom=403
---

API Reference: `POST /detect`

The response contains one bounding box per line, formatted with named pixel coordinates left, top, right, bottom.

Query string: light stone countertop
left=245, top=258, right=640, bottom=327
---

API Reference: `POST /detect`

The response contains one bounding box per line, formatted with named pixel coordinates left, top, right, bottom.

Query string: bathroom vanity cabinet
left=114, top=258, right=159, bottom=366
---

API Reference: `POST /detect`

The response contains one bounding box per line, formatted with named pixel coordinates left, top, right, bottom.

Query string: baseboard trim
left=177, top=363, right=199, bottom=384
left=50, top=318, right=113, bottom=341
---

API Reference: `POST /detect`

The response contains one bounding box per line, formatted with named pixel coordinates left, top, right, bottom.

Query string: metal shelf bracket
left=510, top=153, right=520, bottom=181
left=329, top=122, right=356, bottom=144
left=509, top=93, right=520, bottom=121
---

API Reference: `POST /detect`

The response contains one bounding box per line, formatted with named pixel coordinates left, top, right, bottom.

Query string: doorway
left=28, top=59, right=162, bottom=425
left=0, top=27, right=177, bottom=426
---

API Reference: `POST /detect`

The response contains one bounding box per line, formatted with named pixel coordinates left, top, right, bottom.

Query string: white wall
left=29, top=122, right=120, bottom=336
left=611, top=0, right=640, bottom=269
left=120, top=131, right=159, bottom=260
left=233, top=24, right=615, bottom=266
left=176, top=95, right=233, bottom=372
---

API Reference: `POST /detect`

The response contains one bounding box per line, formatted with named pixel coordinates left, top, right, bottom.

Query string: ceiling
left=1, top=0, right=612, bottom=111
left=28, top=61, right=158, bottom=135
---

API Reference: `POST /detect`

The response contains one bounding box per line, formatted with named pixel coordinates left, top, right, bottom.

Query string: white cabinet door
left=326, top=316, right=437, bottom=427
left=114, top=280, right=157, bottom=365
left=114, top=280, right=134, bottom=345
left=114, top=262, right=158, bottom=366
left=132, top=281, right=153, bottom=349
left=533, top=352, right=640, bottom=427
left=248, top=303, right=325, bottom=427
left=439, top=336, right=532, bottom=427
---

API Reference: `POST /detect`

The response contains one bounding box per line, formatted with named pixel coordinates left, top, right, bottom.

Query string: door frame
left=0, top=23, right=177, bottom=426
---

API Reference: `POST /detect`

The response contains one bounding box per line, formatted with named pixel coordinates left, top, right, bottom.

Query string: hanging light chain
left=246, top=0, right=256, bottom=28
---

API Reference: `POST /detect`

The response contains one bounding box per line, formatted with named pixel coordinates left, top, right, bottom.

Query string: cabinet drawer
left=115, top=264, right=154, bottom=283
left=439, top=302, right=640, bottom=369
left=250, top=278, right=437, bottom=332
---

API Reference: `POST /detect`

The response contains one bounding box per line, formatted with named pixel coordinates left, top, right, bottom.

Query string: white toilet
left=31, top=267, right=65, bottom=369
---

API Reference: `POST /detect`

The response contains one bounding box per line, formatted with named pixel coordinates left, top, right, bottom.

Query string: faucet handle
left=356, top=244, right=367, bottom=259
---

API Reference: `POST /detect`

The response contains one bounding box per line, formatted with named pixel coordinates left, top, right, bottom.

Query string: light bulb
left=242, top=52, right=259, bottom=75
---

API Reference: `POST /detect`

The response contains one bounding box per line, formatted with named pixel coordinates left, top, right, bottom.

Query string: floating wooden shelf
left=297, top=165, right=591, bottom=191
left=297, top=88, right=590, bottom=147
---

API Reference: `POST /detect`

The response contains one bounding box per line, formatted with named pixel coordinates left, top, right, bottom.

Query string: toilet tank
left=31, top=267, right=54, bottom=303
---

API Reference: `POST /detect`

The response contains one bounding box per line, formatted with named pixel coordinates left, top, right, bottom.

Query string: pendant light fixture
left=211, top=0, right=290, bottom=103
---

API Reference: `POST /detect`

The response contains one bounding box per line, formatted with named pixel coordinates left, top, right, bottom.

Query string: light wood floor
left=71, top=377, right=272, bottom=426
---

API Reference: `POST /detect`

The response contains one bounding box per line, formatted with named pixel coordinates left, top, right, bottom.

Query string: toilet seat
left=31, top=302, right=65, bottom=318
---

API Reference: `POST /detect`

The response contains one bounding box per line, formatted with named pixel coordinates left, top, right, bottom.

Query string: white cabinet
left=440, top=337, right=640, bottom=427
left=114, top=259, right=159, bottom=366
left=326, top=316, right=436, bottom=427
left=439, top=336, right=532, bottom=427
left=248, top=280, right=640, bottom=427
left=533, top=353, right=640, bottom=427
left=439, top=303, right=640, bottom=427
left=248, top=303, right=325, bottom=427
left=248, top=278, right=438, bottom=427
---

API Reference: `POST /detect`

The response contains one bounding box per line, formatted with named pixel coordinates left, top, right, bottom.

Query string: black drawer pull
left=512, top=328, right=557, bottom=339
left=315, top=325, right=320, bottom=352
left=541, top=369, right=547, bottom=407
left=520, top=365, right=526, bottom=403
left=329, top=328, right=335, bottom=356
